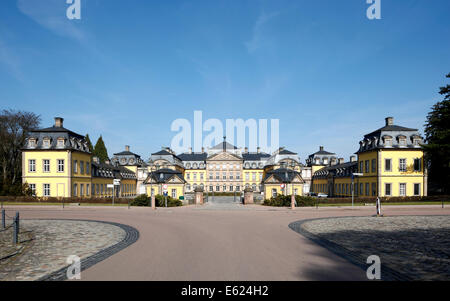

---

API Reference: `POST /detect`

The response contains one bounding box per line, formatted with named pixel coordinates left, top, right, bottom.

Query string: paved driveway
left=3, top=204, right=449, bottom=281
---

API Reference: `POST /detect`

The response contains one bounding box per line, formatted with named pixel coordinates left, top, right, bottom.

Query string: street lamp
left=289, top=160, right=302, bottom=210
left=148, top=159, right=157, bottom=210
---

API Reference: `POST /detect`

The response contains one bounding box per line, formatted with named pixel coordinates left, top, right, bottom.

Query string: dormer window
left=43, top=138, right=51, bottom=149
left=57, top=138, right=65, bottom=148
left=315, top=158, right=320, bottom=165
left=28, top=139, right=37, bottom=148
left=398, top=136, right=407, bottom=147
left=412, top=136, right=422, bottom=147
left=323, top=158, right=328, bottom=165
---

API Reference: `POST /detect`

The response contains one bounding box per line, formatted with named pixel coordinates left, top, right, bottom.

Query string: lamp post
left=148, top=159, right=157, bottom=210
left=289, top=161, right=302, bottom=210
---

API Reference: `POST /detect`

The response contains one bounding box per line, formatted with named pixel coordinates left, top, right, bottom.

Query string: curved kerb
left=289, top=216, right=417, bottom=281
left=35, top=219, right=139, bottom=281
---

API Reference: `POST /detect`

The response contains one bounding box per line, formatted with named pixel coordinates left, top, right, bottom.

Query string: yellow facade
left=243, top=169, right=264, bottom=191
left=146, top=183, right=184, bottom=199
left=264, top=183, right=303, bottom=198
left=184, top=170, right=207, bottom=189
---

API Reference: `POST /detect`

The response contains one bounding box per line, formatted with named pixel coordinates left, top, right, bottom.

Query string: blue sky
left=0, top=0, right=449, bottom=162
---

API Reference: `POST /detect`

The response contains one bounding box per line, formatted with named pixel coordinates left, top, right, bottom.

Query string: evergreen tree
left=85, top=134, right=94, bottom=153
left=424, top=73, right=450, bottom=194
left=93, top=135, right=109, bottom=163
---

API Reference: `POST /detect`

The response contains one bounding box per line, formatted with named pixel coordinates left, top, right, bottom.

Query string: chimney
left=331, top=158, right=337, bottom=165
left=385, top=117, right=394, bottom=126
left=223, top=136, right=226, bottom=152
left=257, top=147, right=260, bottom=154
left=338, top=158, right=345, bottom=165
left=55, top=117, right=64, bottom=128
left=245, top=147, right=249, bottom=153
left=189, top=147, right=192, bottom=154
left=350, top=156, right=357, bottom=162
left=125, top=145, right=130, bottom=152
left=319, top=146, right=324, bottom=151
left=201, top=147, right=205, bottom=153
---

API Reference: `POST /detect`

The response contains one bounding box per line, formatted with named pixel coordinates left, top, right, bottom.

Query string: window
left=57, top=160, right=64, bottom=172
left=43, top=184, right=50, bottom=197
left=399, top=183, right=406, bottom=196
left=252, top=184, right=257, bottom=191
left=187, top=173, right=190, bottom=180
left=236, top=174, right=240, bottom=180
left=216, top=186, right=220, bottom=192
left=193, top=173, right=197, bottom=180
left=414, top=159, right=421, bottom=172
left=236, top=185, right=240, bottom=192
left=365, top=160, right=370, bottom=173
left=186, top=184, right=191, bottom=191
left=216, top=173, right=219, bottom=180
left=365, top=183, right=370, bottom=196
left=74, top=160, right=78, bottom=173
left=294, top=188, right=298, bottom=195
left=43, top=160, right=50, bottom=173
left=399, top=159, right=407, bottom=172
left=29, top=184, right=36, bottom=196
left=360, top=183, right=363, bottom=196
left=414, top=184, right=420, bottom=196
left=209, top=174, right=212, bottom=180
left=223, top=173, right=227, bottom=180
left=209, top=186, right=213, bottom=192
left=200, top=173, right=204, bottom=180
left=372, top=183, right=377, bottom=196
left=86, top=162, right=90, bottom=175
left=385, top=183, right=392, bottom=196
left=252, top=173, right=256, bottom=181
left=86, top=184, right=90, bottom=196
left=346, top=184, right=349, bottom=195
left=73, top=184, right=78, bottom=196
left=272, top=189, right=277, bottom=198
left=80, top=184, right=84, bottom=196
left=359, top=161, right=363, bottom=173
left=245, top=173, right=249, bottom=181
left=100, top=184, right=103, bottom=195
left=385, top=159, right=392, bottom=172
left=399, top=138, right=407, bottom=147
left=371, top=159, right=376, bottom=173
left=172, top=189, right=177, bottom=198
left=28, top=139, right=37, bottom=148
left=230, top=185, right=233, bottom=192
left=223, top=185, right=227, bottom=192
left=57, top=138, right=65, bottom=148
left=96, top=184, right=99, bottom=195
left=385, top=139, right=392, bottom=147
left=230, top=174, right=233, bottom=180
left=29, top=160, right=36, bottom=172
left=43, top=139, right=50, bottom=148
left=80, top=161, right=84, bottom=174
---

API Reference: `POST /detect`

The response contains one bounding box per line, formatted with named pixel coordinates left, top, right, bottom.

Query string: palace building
left=311, top=117, right=427, bottom=197
left=22, top=116, right=427, bottom=201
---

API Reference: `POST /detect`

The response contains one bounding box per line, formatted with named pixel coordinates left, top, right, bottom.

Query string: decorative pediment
left=264, top=175, right=280, bottom=184
left=207, top=152, right=242, bottom=162
left=167, top=174, right=185, bottom=184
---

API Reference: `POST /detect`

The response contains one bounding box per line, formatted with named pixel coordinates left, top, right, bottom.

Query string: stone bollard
left=291, top=194, right=296, bottom=210
left=194, top=187, right=204, bottom=205
left=151, top=195, right=156, bottom=210
left=243, top=187, right=254, bottom=205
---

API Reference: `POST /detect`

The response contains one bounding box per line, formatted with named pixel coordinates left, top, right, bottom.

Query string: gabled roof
left=278, top=149, right=297, bottom=155
left=263, top=168, right=304, bottom=183
left=144, top=168, right=186, bottom=184
left=211, top=141, right=238, bottom=150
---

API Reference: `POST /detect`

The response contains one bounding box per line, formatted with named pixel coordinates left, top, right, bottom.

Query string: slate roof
left=178, top=153, right=208, bottom=161
left=145, top=168, right=186, bottom=184
left=313, top=161, right=358, bottom=179
left=242, top=153, right=271, bottom=161
left=30, top=126, right=85, bottom=140
left=113, top=150, right=141, bottom=157
left=211, top=142, right=238, bottom=150
left=24, top=126, right=90, bottom=153
left=364, top=125, right=418, bottom=139
left=152, top=150, right=173, bottom=156
left=278, top=149, right=297, bottom=155
left=263, top=168, right=304, bottom=183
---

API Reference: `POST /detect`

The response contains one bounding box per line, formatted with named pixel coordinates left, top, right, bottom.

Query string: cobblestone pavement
left=292, top=216, right=450, bottom=281
left=0, top=220, right=126, bottom=281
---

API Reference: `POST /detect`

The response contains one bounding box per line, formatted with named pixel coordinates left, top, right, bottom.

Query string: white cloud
left=245, top=11, right=280, bottom=53
left=17, top=0, right=86, bottom=43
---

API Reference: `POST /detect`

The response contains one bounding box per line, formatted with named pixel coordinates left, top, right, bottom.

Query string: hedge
left=0, top=195, right=131, bottom=204
left=130, top=194, right=183, bottom=207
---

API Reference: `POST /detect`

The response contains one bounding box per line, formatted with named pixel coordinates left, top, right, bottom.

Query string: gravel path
left=0, top=220, right=126, bottom=281
left=291, top=216, right=450, bottom=281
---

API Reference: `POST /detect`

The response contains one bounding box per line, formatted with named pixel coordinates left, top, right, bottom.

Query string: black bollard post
left=13, top=214, right=19, bottom=245
left=2, top=209, right=5, bottom=229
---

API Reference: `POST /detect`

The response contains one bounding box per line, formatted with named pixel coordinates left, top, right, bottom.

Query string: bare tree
left=0, top=110, right=41, bottom=193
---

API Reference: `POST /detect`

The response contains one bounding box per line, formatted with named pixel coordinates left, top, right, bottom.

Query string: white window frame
left=43, top=159, right=50, bottom=173
left=57, top=159, right=65, bottom=173
left=43, top=184, right=51, bottom=197
left=399, top=183, right=406, bottom=196
left=29, top=159, right=36, bottom=172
